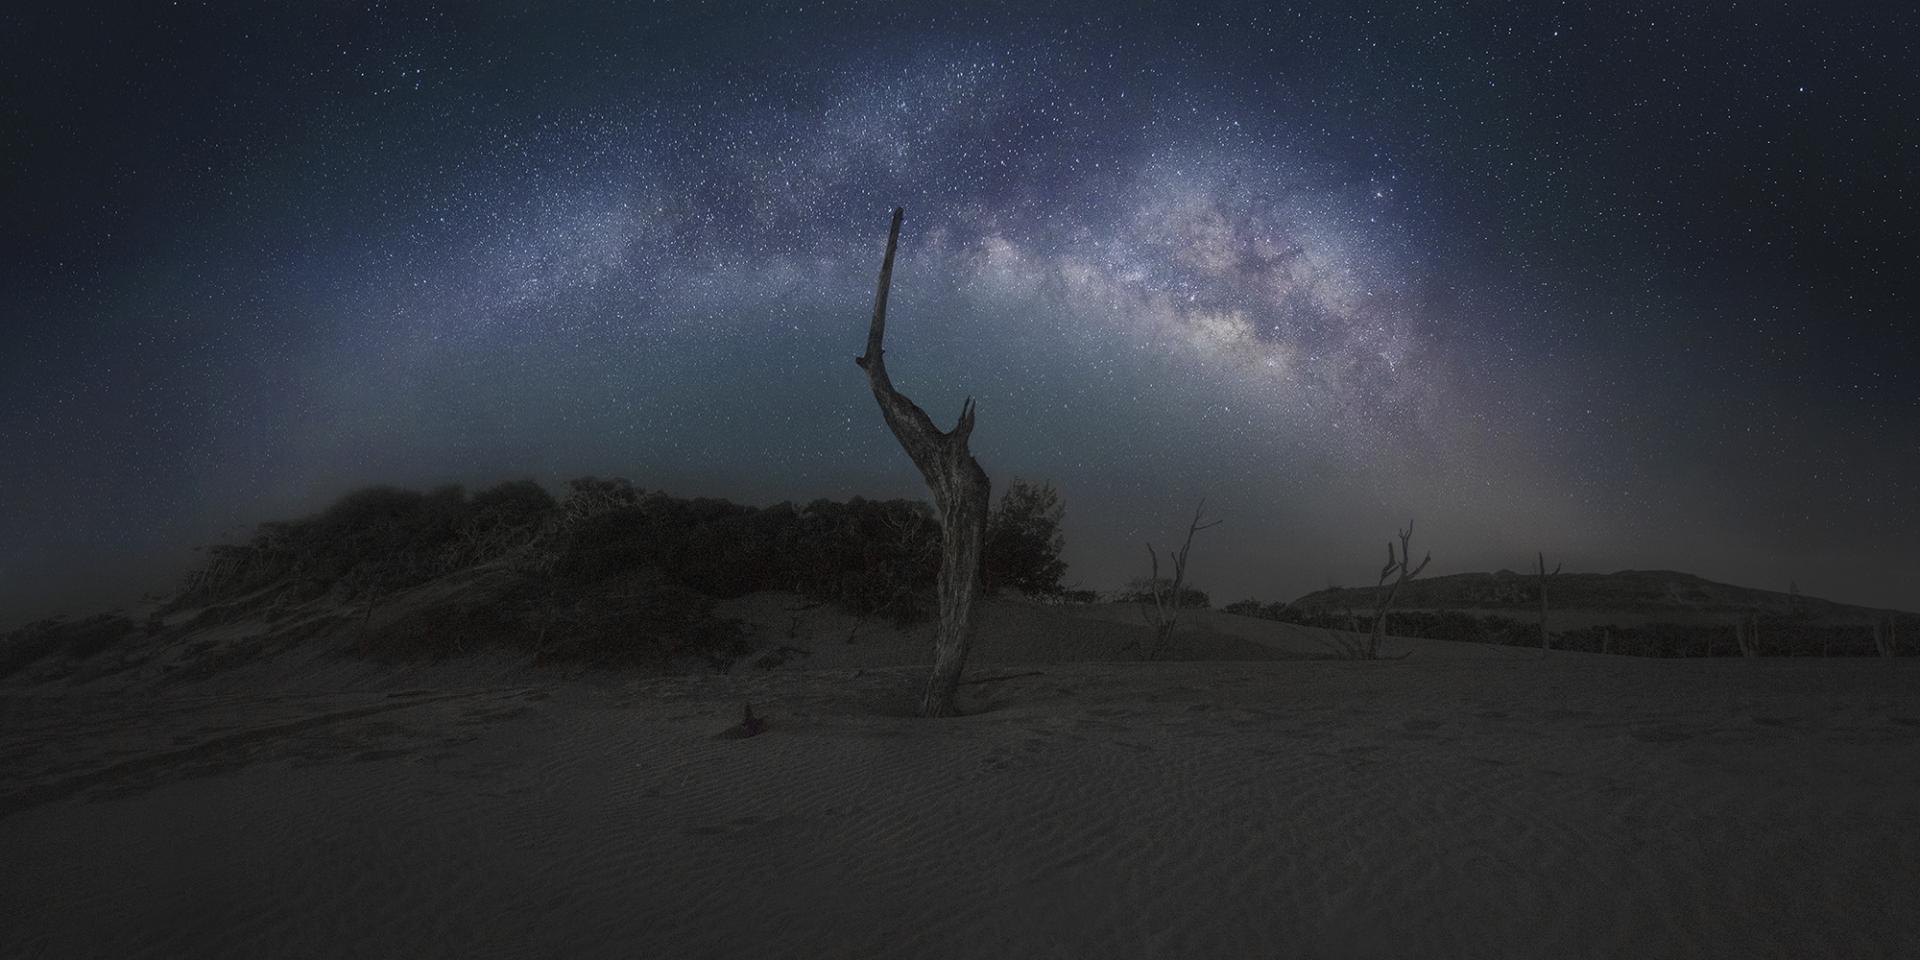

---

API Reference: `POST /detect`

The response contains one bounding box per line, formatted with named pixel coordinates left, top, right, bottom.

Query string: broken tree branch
left=856, top=208, right=993, bottom=718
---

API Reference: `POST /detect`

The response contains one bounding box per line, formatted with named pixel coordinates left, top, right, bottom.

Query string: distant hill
left=1290, top=569, right=1910, bottom=625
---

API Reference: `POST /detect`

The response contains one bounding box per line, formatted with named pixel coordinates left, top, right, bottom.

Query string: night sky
left=4, top=2, right=1916, bottom=624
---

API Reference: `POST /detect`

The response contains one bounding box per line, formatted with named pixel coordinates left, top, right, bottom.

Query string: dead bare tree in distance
left=1873, top=616, right=1897, bottom=658
left=1360, top=520, right=1431, bottom=659
left=856, top=207, right=992, bottom=718
left=1734, top=612, right=1760, bottom=658
left=1535, top=551, right=1562, bottom=651
left=1138, top=500, right=1222, bottom=660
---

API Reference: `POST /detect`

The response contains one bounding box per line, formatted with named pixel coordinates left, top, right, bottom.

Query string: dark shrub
left=984, top=479, right=1068, bottom=598
left=1120, top=579, right=1210, bottom=609
left=172, top=476, right=1075, bottom=665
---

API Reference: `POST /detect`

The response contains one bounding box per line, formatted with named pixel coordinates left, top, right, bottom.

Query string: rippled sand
left=4, top=649, right=1917, bottom=959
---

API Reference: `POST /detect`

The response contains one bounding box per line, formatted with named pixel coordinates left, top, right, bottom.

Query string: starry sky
left=4, top=1, right=1916, bottom=624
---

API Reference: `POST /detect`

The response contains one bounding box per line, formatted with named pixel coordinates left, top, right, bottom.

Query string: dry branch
left=1360, top=520, right=1430, bottom=659
left=1137, top=500, right=1221, bottom=660
left=856, top=208, right=992, bottom=718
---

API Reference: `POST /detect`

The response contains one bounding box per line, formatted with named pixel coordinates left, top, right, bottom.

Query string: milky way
left=4, top=3, right=1916, bottom=619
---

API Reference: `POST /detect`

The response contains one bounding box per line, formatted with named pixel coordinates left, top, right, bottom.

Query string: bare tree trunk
left=1735, top=614, right=1759, bottom=658
left=1140, top=501, right=1221, bottom=660
left=1535, top=551, right=1561, bottom=652
left=1367, top=520, right=1432, bottom=659
left=1874, top=617, right=1896, bottom=658
left=856, top=208, right=992, bottom=718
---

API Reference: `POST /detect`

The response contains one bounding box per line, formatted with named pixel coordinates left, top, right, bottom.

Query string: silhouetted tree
left=855, top=207, right=992, bottom=718
left=1735, top=612, right=1760, bottom=657
left=1224, top=598, right=1303, bottom=622
left=1535, top=551, right=1562, bottom=651
left=1874, top=616, right=1898, bottom=658
left=561, top=477, right=640, bottom=524
left=1135, top=500, right=1221, bottom=660
left=1334, top=519, right=1431, bottom=660
left=1123, top=580, right=1211, bottom=610
left=983, top=479, right=1069, bottom=598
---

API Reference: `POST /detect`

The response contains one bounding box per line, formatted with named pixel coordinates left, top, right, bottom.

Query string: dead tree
left=1735, top=613, right=1760, bottom=658
left=1535, top=552, right=1562, bottom=651
left=1874, top=617, right=1898, bottom=658
left=856, top=207, right=992, bottom=718
left=1138, top=500, right=1221, bottom=660
left=1363, top=520, right=1431, bottom=659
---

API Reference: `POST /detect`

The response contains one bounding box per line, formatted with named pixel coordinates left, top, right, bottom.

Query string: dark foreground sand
left=4, top=647, right=1918, bottom=959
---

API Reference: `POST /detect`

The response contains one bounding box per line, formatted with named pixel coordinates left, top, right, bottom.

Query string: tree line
left=151, top=475, right=1070, bottom=669
left=1221, top=600, right=1915, bottom=658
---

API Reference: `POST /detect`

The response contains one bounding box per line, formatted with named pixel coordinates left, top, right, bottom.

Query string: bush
left=1226, top=598, right=1295, bottom=620
left=1120, top=579, right=1210, bottom=609
left=984, top=479, right=1069, bottom=598
left=0, top=615, right=137, bottom=678
left=169, top=476, right=1083, bottom=666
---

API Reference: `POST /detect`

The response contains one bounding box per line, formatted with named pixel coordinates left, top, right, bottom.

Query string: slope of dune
left=0, top=589, right=1410, bottom=697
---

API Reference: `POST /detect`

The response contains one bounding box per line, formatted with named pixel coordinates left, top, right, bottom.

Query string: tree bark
left=856, top=208, right=992, bottom=718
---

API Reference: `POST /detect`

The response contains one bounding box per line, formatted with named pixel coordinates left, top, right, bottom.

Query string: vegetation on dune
left=983, top=480, right=1068, bottom=599
left=0, top=614, right=138, bottom=680
left=1119, top=581, right=1212, bottom=611
left=1289, top=567, right=1891, bottom=622
left=132, top=475, right=1071, bottom=670
left=10, top=464, right=1908, bottom=681
left=1223, top=599, right=1918, bottom=658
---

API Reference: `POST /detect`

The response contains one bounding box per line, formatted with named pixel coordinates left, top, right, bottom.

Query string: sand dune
left=4, top=605, right=1918, bottom=958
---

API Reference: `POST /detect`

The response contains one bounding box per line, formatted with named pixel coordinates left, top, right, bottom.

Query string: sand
left=3, top=602, right=1918, bottom=958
